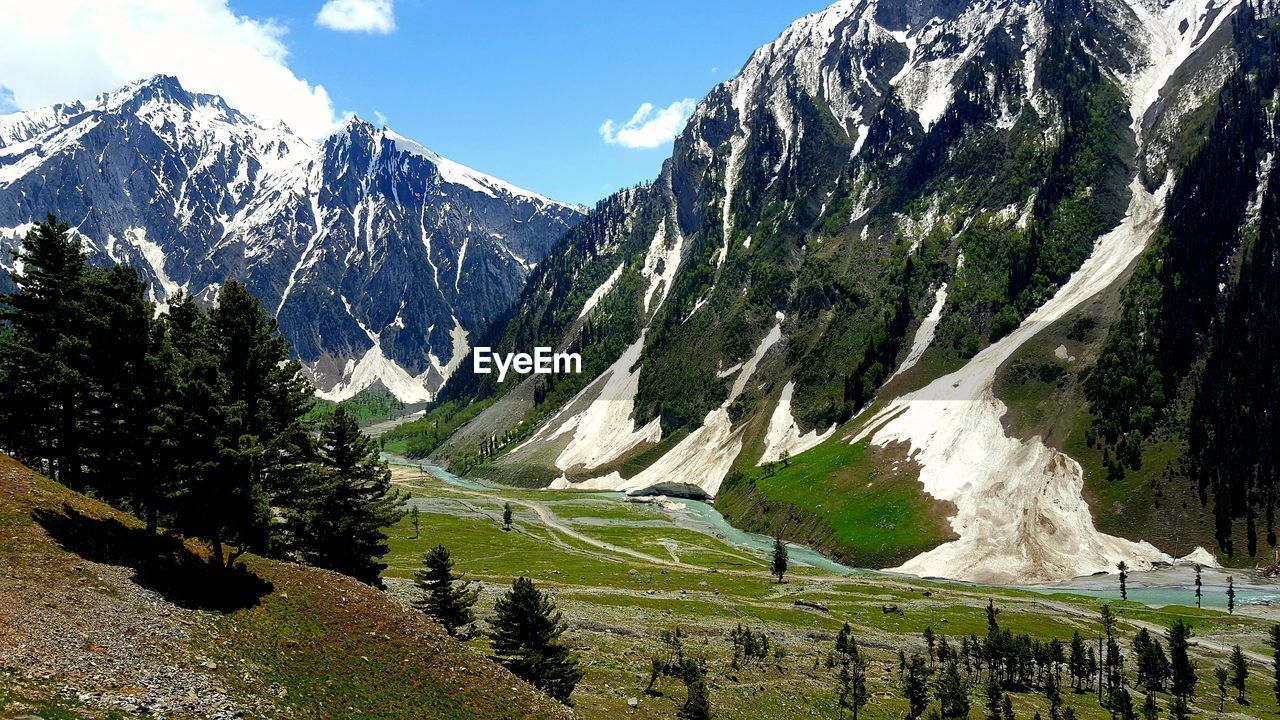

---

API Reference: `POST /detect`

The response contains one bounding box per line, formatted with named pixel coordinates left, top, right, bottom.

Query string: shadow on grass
left=33, top=503, right=272, bottom=612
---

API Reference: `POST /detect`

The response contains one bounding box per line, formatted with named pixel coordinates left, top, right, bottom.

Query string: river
left=384, top=454, right=1280, bottom=612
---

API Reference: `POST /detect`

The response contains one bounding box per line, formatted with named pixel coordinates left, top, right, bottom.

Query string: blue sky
left=228, top=1, right=830, bottom=206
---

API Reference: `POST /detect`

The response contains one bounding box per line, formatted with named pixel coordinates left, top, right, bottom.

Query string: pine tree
left=678, top=668, right=711, bottom=720
left=1272, top=624, right=1280, bottom=706
left=489, top=576, right=583, bottom=704
left=1167, top=620, right=1196, bottom=701
left=985, top=676, right=1004, bottom=720
left=202, top=281, right=314, bottom=567
left=937, top=662, right=969, bottom=719
left=1193, top=564, right=1202, bottom=608
left=903, top=655, right=930, bottom=720
left=286, top=406, right=403, bottom=586
left=1118, top=561, right=1128, bottom=601
left=1227, top=575, right=1236, bottom=614
left=0, top=216, right=90, bottom=487
left=1230, top=643, right=1248, bottom=703
left=414, top=544, right=479, bottom=637
left=1215, top=666, right=1228, bottom=711
left=503, top=502, right=513, bottom=530
left=771, top=534, right=788, bottom=583
left=834, top=623, right=868, bottom=720
left=411, top=505, right=420, bottom=539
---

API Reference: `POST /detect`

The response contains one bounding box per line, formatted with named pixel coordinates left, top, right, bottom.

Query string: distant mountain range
left=0, top=74, right=585, bottom=402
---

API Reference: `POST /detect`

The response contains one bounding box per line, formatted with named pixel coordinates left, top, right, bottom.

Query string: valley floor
left=384, top=463, right=1280, bottom=720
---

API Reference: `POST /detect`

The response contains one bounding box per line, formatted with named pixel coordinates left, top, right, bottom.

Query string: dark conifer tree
left=903, top=654, right=930, bottom=720
left=288, top=406, right=403, bottom=586
left=0, top=216, right=90, bottom=487
left=1167, top=620, right=1196, bottom=701
left=197, top=281, right=313, bottom=567
left=771, top=534, right=788, bottom=583
left=414, top=544, right=479, bottom=637
left=489, top=576, right=583, bottom=704
left=1230, top=643, right=1248, bottom=703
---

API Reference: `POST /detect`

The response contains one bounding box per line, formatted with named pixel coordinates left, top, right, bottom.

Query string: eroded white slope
left=566, top=320, right=784, bottom=496
left=551, top=336, right=662, bottom=473
left=855, top=179, right=1171, bottom=583
left=759, top=381, right=837, bottom=465
left=891, top=283, right=948, bottom=380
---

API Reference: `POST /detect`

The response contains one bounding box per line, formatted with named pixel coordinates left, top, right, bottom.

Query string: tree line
left=0, top=216, right=402, bottom=586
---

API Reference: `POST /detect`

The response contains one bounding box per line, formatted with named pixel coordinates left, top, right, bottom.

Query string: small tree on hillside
left=490, top=576, right=583, bottom=704
left=1227, top=576, right=1236, bottom=614
left=903, top=654, right=930, bottom=720
left=410, top=505, right=420, bottom=539
left=1118, top=561, right=1128, bottom=601
left=1167, top=620, right=1197, bottom=702
left=503, top=502, right=513, bottom=531
left=414, top=544, right=479, bottom=637
left=1272, top=624, right=1280, bottom=706
left=771, top=535, right=788, bottom=583
left=1231, top=643, right=1248, bottom=703
left=1215, top=666, right=1229, bottom=711
left=1193, top=564, right=1202, bottom=608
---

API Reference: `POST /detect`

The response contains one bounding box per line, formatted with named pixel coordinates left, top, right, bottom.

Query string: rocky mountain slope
left=430, top=0, right=1267, bottom=583
left=0, top=76, right=584, bottom=403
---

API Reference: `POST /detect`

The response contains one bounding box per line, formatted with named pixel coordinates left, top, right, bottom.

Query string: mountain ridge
left=0, top=74, right=585, bottom=403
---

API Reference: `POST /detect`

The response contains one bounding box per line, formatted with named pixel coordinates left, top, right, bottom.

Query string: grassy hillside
left=0, top=455, right=571, bottom=720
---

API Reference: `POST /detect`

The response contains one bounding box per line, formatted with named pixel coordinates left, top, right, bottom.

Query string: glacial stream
left=382, top=454, right=1280, bottom=613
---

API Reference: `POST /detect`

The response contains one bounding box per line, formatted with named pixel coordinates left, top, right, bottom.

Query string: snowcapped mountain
left=430, top=0, right=1259, bottom=583
left=0, top=75, right=584, bottom=402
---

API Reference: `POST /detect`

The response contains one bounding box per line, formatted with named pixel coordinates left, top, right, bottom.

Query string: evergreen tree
left=414, top=544, right=479, bottom=637
left=0, top=216, right=90, bottom=487
left=411, top=505, right=420, bottom=539
left=985, top=677, right=1004, bottom=720
left=1215, top=666, right=1229, bottom=711
left=1230, top=643, right=1248, bottom=703
left=489, top=576, right=583, bottom=704
left=1118, top=561, right=1128, bottom=601
left=285, top=406, right=402, bottom=585
left=937, top=662, right=969, bottom=719
left=903, top=654, right=930, bottom=720
left=1227, top=575, right=1236, bottom=614
left=201, top=281, right=314, bottom=567
left=771, top=534, right=788, bottom=583
left=1193, top=564, right=1202, bottom=608
left=1272, top=624, right=1280, bottom=706
left=1167, top=620, right=1196, bottom=701
left=1001, top=694, right=1015, bottom=720
left=503, top=502, right=513, bottom=530
left=677, top=671, right=711, bottom=720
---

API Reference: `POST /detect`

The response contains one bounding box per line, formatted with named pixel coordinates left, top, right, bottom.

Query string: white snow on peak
left=382, top=127, right=574, bottom=211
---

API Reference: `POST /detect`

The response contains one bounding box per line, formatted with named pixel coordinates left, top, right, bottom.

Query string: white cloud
left=0, top=0, right=340, bottom=139
left=316, top=0, right=395, bottom=34
left=599, top=99, right=696, bottom=149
